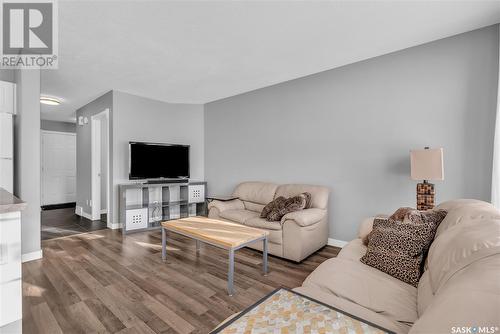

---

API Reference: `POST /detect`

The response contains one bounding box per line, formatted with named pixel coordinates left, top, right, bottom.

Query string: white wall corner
left=76, top=206, right=93, bottom=220
left=21, top=249, right=42, bottom=263
left=327, top=238, right=348, bottom=248
left=108, top=222, right=121, bottom=230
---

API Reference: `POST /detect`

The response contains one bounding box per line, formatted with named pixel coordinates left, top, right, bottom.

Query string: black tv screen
left=129, top=142, right=190, bottom=179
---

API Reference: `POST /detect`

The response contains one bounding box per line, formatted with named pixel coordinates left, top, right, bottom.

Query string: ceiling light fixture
left=40, top=97, right=61, bottom=105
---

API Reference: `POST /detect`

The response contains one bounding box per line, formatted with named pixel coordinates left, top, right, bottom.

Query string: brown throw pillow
left=261, top=193, right=309, bottom=221
left=260, top=196, right=286, bottom=218
left=388, top=207, right=414, bottom=221
left=302, top=192, right=312, bottom=209
left=360, top=209, right=447, bottom=287
left=362, top=207, right=431, bottom=246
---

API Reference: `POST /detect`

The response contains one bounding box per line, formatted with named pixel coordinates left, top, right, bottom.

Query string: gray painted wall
left=14, top=69, right=42, bottom=256
left=112, top=91, right=204, bottom=225
left=0, top=70, right=15, bottom=83
left=75, top=91, right=113, bottom=217
left=205, top=25, right=500, bottom=241
left=41, top=120, right=76, bottom=133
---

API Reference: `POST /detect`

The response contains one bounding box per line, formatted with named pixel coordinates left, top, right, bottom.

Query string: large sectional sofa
left=294, top=199, right=500, bottom=333
left=208, top=181, right=330, bottom=262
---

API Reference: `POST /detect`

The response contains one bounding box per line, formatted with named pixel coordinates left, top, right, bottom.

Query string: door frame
left=40, top=130, right=77, bottom=206
left=91, top=108, right=110, bottom=221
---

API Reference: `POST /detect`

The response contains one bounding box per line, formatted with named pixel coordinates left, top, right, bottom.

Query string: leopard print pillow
left=360, top=209, right=447, bottom=287
left=363, top=207, right=416, bottom=246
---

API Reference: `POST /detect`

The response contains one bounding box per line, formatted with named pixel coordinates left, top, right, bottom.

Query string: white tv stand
left=119, top=181, right=206, bottom=234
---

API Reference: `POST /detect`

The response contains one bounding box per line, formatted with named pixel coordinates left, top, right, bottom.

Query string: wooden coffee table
left=161, top=216, right=269, bottom=296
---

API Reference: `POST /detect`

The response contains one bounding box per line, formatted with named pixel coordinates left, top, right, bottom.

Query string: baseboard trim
left=76, top=206, right=93, bottom=220
left=108, top=222, right=121, bottom=230
left=22, top=249, right=43, bottom=263
left=327, top=238, right=348, bottom=248
left=41, top=202, right=76, bottom=211
left=81, top=211, right=93, bottom=220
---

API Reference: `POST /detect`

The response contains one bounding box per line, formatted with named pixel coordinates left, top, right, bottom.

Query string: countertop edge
left=0, top=187, right=27, bottom=214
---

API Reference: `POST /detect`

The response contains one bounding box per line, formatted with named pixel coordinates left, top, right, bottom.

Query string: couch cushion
left=243, top=201, right=265, bottom=213
left=246, top=234, right=283, bottom=254
left=435, top=198, right=492, bottom=213
left=426, top=218, right=500, bottom=294
left=245, top=217, right=282, bottom=231
left=410, top=255, right=500, bottom=334
left=337, top=239, right=366, bottom=261
left=434, top=200, right=498, bottom=238
left=293, top=286, right=411, bottom=334
left=416, top=271, right=433, bottom=317
left=302, top=257, right=418, bottom=326
left=232, top=182, right=278, bottom=205
left=219, top=209, right=259, bottom=224
left=275, top=184, right=329, bottom=209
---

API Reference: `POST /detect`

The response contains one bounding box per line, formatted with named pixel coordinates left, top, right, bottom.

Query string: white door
left=41, top=131, right=77, bottom=205
left=100, top=116, right=108, bottom=213
left=91, top=109, right=110, bottom=222
left=91, top=118, right=101, bottom=219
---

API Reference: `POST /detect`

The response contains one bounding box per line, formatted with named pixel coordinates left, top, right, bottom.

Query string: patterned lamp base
left=417, top=182, right=435, bottom=210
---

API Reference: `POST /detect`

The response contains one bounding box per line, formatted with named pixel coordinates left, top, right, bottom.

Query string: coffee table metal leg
left=162, top=227, right=167, bottom=261
left=196, top=240, right=200, bottom=254
left=263, top=236, right=268, bottom=275
left=228, top=249, right=234, bottom=296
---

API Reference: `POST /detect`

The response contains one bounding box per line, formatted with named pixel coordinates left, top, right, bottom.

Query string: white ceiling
left=41, top=1, right=500, bottom=122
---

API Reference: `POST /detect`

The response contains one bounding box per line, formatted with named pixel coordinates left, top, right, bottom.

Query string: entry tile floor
left=41, top=207, right=108, bottom=240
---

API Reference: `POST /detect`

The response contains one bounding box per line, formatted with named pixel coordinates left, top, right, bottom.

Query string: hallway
left=41, top=207, right=108, bottom=240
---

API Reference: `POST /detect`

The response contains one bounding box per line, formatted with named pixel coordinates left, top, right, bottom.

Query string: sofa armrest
left=358, top=217, right=375, bottom=240
left=281, top=208, right=326, bottom=227
left=357, top=214, right=389, bottom=239
left=207, top=199, right=244, bottom=213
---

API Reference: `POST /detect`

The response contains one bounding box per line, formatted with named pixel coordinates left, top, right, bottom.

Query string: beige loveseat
left=208, top=181, right=330, bottom=262
left=293, top=199, right=500, bottom=333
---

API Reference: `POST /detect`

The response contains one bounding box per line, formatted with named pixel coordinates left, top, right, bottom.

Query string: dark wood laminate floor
left=23, top=228, right=340, bottom=333
left=41, top=207, right=108, bottom=240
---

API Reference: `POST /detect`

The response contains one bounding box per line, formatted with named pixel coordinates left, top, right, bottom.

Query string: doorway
left=41, top=130, right=76, bottom=206
left=91, top=109, right=110, bottom=224
left=40, top=126, right=108, bottom=240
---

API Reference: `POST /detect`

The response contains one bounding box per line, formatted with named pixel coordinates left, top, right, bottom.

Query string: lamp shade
left=410, top=148, right=444, bottom=181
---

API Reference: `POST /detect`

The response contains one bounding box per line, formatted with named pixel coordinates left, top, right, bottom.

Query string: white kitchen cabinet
left=0, top=210, right=22, bottom=329
left=0, top=160, right=13, bottom=193
left=0, top=82, right=15, bottom=114
left=0, top=113, right=13, bottom=158
left=0, top=113, right=13, bottom=193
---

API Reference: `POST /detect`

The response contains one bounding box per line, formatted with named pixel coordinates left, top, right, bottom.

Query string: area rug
left=212, top=288, right=394, bottom=334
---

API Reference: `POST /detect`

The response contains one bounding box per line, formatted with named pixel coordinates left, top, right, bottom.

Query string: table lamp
left=410, top=147, right=444, bottom=210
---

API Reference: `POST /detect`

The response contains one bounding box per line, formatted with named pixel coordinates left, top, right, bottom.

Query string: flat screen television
left=129, top=142, right=190, bottom=180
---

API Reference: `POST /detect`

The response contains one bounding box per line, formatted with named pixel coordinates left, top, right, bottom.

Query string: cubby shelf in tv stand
left=119, top=181, right=206, bottom=235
